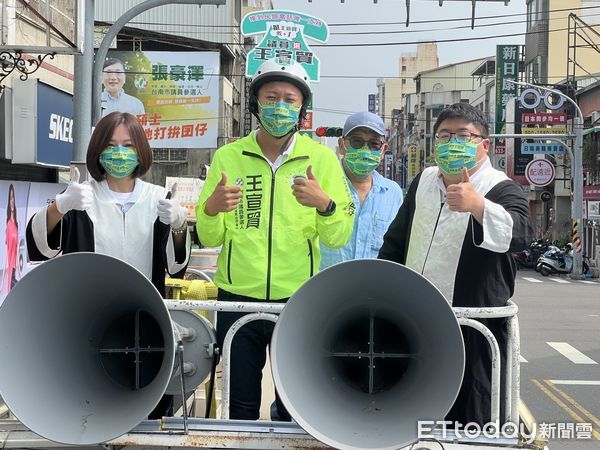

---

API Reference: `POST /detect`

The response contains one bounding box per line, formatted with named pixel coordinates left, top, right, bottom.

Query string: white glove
left=55, top=166, right=93, bottom=215
left=157, top=197, right=187, bottom=229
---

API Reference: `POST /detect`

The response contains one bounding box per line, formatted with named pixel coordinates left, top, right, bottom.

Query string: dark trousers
left=217, top=289, right=291, bottom=421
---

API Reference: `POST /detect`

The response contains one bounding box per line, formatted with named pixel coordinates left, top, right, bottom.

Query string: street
left=514, top=269, right=600, bottom=450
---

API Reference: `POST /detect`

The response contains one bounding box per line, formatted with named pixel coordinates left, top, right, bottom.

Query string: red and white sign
left=521, top=112, right=567, bottom=125
left=301, top=111, right=313, bottom=130
left=584, top=185, right=600, bottom=201
left=525, top=159, right=555, bottom=187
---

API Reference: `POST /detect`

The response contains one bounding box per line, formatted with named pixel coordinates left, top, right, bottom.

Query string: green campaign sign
left=241, top=10, right=329, bottom=82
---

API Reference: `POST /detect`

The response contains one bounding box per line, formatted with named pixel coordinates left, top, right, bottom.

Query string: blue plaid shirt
left=320, top=169, right=403, bottom=270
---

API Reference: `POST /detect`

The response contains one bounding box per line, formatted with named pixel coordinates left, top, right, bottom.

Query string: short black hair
left=433, top=103, right=489, bottom=137
left=103, top=58, right=125, bottom=71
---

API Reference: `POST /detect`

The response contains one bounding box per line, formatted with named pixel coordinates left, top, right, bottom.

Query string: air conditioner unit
left=591, top=111, right=600, bottom=124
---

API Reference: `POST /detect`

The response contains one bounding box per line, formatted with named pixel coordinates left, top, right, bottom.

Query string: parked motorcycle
left=535, top=243, right=590, bottom=276
left=513, top=239, right=552, bottom=270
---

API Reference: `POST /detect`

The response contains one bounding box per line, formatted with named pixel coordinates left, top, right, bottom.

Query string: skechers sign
left=11, top=80, right=72, bottom=167
left=49, top=114, right=74, bottom=144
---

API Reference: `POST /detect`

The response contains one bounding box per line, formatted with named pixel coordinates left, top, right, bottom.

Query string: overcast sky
left=272, top=0, right=526, bottom=127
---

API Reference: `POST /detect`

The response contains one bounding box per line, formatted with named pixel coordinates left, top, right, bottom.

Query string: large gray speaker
left=271, top=259, right=465, bottom=450
left=0, top=252, right=215, bottom=445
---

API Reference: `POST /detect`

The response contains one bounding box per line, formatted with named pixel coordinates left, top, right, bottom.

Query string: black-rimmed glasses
left=434, top=131, right=486, bottom=144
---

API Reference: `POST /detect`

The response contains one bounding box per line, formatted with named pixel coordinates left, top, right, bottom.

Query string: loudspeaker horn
left=271, top=259, right=465, bottom=450
left=0, top=252, right=215, bottom=445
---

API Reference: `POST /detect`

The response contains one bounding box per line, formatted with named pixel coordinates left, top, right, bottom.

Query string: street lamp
left=505, top=79, right=585, bottom=279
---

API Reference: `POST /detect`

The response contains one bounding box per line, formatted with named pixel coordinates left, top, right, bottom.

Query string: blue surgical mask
left=343, top=146, right=381, bottom=177
left=99, top=145, right=139, bottom=178
left=258, top=101, right=300, bottom=137
left=434, top=138, right=478, bottom=175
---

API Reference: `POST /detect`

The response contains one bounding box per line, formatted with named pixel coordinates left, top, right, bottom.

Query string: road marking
left=547, top=342, right=598, bottom=364
left=532, top=380, right=600, bottom=441
left=522, top=277, right=542, bottom=283
left=549, top=380, right=600, bottom=386
left=579, top=280, right=597, bottom=284
left=519, top=355, right=528, bottom=363
left=549, top=278, right=570, bottom=283
left=545, top=380, right=600, bottom=429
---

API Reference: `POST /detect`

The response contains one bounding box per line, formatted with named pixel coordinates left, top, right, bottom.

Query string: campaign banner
left=241, top=10, right=329, bottom=81
left=103, top=51, right=220, bottom=148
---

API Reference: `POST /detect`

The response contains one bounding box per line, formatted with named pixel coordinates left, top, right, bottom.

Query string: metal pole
left=71, top=0, right=95, bottom=175
left=505, top=80, right=585, bottom=278
left=92, top=0, right=225, bottom=125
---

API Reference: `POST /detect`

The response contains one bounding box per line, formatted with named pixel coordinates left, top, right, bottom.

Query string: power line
left=121, top=5, right=600, bottom=29
left=326, top=4, right=600, bottom=26
left=121, top=12, right=600, bottom=39
left=329, top=12, right=600, bottom=35
left=310, top=25, right=567, bottom=47
left=115, top=23, right=572, bottom=48
left=112, top=69, right=592, bottom=81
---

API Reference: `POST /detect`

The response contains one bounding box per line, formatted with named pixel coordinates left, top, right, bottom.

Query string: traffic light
left=315, top=127, right=343, bottom=137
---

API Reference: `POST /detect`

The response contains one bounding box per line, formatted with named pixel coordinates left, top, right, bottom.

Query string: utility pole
left=503, top=80, right=585, bottom=279
left=72, top=0, right=95, bottom=175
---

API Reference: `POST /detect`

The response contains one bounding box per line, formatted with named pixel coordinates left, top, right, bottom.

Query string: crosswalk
left=519, top=275, right=597, bottom=285
left=520, top=341, right=598, bottom=365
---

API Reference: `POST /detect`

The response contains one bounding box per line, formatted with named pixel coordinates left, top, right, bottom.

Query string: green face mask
left=434, top=138, right=478, bottom=175
left=258, top=101, right=300, bottom=137
left=99, top=145, right=139, bottom=178
left=343, top=146, right=382, bottom=177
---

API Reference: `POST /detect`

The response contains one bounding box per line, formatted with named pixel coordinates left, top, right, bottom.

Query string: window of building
left=582, top=1, right=600, bottom=25
left=153, top=149, right=187, bottom=162
left=402, top=79, right=407, bottom=85
left=402, top=65, right=407, bottom=71
left=525, top=56, right=540, bottom=83
left=527, top=0, right=538, bottom=30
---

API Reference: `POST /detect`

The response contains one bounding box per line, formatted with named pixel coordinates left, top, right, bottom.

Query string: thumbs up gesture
left=292, top=165, right=331, bottom=212
left=157, top=184, right=187, bottom=229
left=446, top=167, right=484, bottom=217
left=55, top=166, right=94, bottom=215
left=204, top=171, right=242, bottom=216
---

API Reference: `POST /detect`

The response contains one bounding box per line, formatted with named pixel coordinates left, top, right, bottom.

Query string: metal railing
left=164, top=298, right=521, bottom=426
left=0, top=298, right=523, bottom=449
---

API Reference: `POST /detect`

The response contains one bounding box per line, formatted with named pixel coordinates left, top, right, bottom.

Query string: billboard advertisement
left=102, top=51, right=220, bottom=148
left=0, top=181, right=65, bottom=305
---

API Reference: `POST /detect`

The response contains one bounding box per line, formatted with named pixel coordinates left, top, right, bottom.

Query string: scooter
left=512, top=239, right=551, bottom=269
left=536, top=244, right=573, bottom=276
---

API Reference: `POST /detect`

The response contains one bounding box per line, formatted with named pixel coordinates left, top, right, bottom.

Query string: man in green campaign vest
left=196, top=59, right=354, bottom=421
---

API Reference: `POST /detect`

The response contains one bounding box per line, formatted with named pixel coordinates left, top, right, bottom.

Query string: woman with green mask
left=26, top=111, right=191, bottom=299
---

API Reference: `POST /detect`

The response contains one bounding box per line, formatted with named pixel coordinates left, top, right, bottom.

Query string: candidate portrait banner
left=104, top=51, right=220, bottom=149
